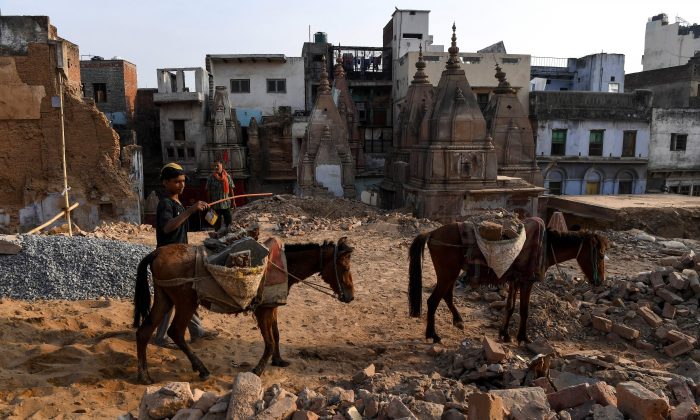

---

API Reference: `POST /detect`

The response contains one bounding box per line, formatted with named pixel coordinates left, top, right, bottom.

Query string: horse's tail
left=409, top=231, right=430, bottom=318
left=133, top=249, right=159, bottom=328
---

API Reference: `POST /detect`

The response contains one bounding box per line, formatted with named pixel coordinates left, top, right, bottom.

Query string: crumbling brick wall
left=0, top=28, right=138, bottom=231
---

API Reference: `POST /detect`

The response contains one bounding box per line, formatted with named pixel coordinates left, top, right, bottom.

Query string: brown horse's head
left=575, top=231, right=610, bottom=286
left=320, top=237, right=355, bottom=303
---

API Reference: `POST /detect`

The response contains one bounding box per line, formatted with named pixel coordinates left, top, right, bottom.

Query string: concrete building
left=205, top=54, right=305, bottom=119
left=626, top=56, right=700, bottom=194
left=647, top=108, right=700, bottom=195
left=531, top=90, right=653, bottom=196
left=134, top=88, right=161, bottom=197
left=154, top=67, right=209, bottom=175
left=530, top=53, right=625, bottom=93
left=0, top=16, right=140, bottom=230
left=642, top=13, right=700, bottom=71
left=626, top=55, right=700, bottom=108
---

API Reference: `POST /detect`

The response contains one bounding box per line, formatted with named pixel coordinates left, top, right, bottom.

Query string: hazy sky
left=2, top=0, right=698, bottom=87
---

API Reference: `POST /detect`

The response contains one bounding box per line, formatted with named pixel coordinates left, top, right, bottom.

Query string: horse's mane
left=547, top=228, right=610, bottom=250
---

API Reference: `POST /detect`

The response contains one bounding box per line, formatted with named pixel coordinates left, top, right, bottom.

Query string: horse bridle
left=319, top=243, right=345, bottom=301
left=550, top=238, right=602, bottom=284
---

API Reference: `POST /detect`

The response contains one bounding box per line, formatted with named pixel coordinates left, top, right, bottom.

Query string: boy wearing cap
left=154, top=163, right=219, bottom=347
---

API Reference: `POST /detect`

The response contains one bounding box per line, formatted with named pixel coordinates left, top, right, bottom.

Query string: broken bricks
left=637, top=306, right=663, bottom=328
left=616, top=381, right=670, bottom=420
left=592, top=316, right=613, bottom=333
left=482, top=337, right=507, bottom=364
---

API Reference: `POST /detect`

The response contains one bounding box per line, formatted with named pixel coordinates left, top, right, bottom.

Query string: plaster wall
left=649, top=108, right=700, bottom=170
left=643, top=19, right=700, bottom=71
left=535, top=119, right=650, bottom=158
left=209, top=58, right=305, bottom=116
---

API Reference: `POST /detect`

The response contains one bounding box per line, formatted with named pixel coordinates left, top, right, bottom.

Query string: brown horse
left=133, top=237, right=354, bottom=384
left=408, top=218, right=609, bottom=344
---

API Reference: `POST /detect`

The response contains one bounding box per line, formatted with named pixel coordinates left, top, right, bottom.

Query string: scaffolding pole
left=57, top=70, right=72, bottom=236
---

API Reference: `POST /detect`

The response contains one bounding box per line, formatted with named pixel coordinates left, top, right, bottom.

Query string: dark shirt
left=156, top=197, right=188, bottom=248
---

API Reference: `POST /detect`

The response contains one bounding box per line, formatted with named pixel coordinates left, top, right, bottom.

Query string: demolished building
left=0, top=16, right=140, bottom=231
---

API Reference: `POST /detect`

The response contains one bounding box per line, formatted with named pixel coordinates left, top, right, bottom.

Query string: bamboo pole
left=27, top=202, right=79, bottom=235
left=207, top=193, right=273, bottom=207
left=57, top=70, right=72, bottom=236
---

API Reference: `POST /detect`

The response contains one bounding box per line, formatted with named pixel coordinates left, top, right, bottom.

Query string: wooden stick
left=208, top=193, right=273, bottom=207
left=27, top=202, right=80, bottom=235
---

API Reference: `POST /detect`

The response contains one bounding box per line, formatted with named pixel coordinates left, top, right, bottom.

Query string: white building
left=531, top=90, right=653, bottom=196
left=647, top=108, right=700, bottom=195
left=385, top=9, right=443, bottom=62
left=642, top=13, right=700, bottom=71
left=206, top=54, right=305, bottom=120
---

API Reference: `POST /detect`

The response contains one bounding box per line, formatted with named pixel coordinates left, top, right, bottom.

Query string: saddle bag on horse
left=460, top=212, right=527, bottom=279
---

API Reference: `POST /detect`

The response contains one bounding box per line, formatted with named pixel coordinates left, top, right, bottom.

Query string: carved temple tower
left=380, top=45, right=435, bottom=208
left=204, top=86, right=247, bottom=179
left=482, top=65, right=543, bottom=186
left=333, top=52, right=365, bottom=172
left=297, top=56, right=356, bottom=198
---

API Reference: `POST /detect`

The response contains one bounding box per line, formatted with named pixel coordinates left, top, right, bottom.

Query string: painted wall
left=391, top=10, right=431, bottom=61
left=643, top=18, right=700, bottom=71
left=649, top=108, right=700, bottom=170
left=158, top=101, right=207, bottom=173
left=572, top=53, right=625, bottom=92
left=536, top=119, right=650, bottom=195
left=209, top=58, right=305, bottom=116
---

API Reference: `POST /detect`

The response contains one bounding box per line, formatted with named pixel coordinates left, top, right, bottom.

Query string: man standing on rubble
left=206, top=160, right=235, bottom=230
left=154, top=163, right=219, bottom=348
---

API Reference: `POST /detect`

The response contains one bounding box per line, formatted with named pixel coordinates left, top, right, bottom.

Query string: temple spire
left=494, top=63, right=516, bottom=93
left=318, top=55, right=331, bottom=94
left=446, top=23, right=460, bottom=70
left=334, top=48, right=345, bottom=79
left=412, top=44, right=430, bottom=84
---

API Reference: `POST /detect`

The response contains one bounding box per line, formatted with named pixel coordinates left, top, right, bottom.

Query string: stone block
left=256, top=396, right=297, bottom=420
left=467, top=392, right=503, bottom=420
left=616, top=381, right=669, bottom=420
left=0, top=235, right=21, bottom=255
left=656, top=288, right=684, bottom=304
left=670, top=401, right=698, bottom=420
left=482, top=337, right=506, bottom=363
left=172, top=408, right=205, bottom=420
left=532, top=377, right=556, bottom=394
left=659, top=256, right=679, bottom=267
left=592, top=404, right=623, bottom=420
left=650, top=271, right=665, bottom=289
left=193, top=391, right=218, bottom=413
left=592, top=316, right=613, bottom=333
left=410, top=400, right=444, bottom=420
left=668, top=378, right=694, bottom=404
left=345, top=406, right=362, bottom=420
left=667, top=330, right=697, bottom=345
left=352, top=364, right=375, bottom=384
left=226, top=372, right=262, bottom=420
left=637, top=306, right=663, bottom=327
left=547, top=383, right=592, bottom=411
left=665, top=339, right=694, bottom=357
left=662, top=303, right=677, bottom=319
left=139, top=383, right=195, bottom=420
left=292, top=411, right=319, bottom=420
left=387, top=397, right=416, bottom=419
left=611, top=324, right=640, bottom=340
left=490, top=387, right=551, bottom=420
left=588, top=382, right=617, bottom=407
left=668, top=272, right=689, bottom=290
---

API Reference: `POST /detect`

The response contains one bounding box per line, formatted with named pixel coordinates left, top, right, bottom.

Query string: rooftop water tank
left=314, top=32, right=328, bottom=43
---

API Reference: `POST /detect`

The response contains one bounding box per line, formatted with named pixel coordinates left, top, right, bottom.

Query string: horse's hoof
left=432, top=336, right=442, bottom=344
left=501, top=334, right=512, bottom=343
left=199, top=370, right=211, bottom=380
left=138, top=373, right=154, bottom=385
left=251, top=366, right=265, bottom=376
left=272, top=359, right=291, bottom=367
left=454, top=321, right=465, bottom=330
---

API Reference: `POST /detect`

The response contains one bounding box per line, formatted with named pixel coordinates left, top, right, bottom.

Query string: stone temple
left=381, top=24, right=542, bottom=222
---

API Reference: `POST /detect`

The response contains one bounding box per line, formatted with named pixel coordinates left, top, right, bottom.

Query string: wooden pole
left=27, top=202, right=79, bottom=235
left=57, top=70, right=72, bottom=236
left=207, top=193, right=273, bottom=207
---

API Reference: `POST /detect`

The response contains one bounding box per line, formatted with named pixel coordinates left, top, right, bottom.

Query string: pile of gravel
left=0, top=235, right=152, bottom=300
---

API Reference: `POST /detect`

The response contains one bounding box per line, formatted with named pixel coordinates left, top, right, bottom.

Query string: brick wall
left=80, top=59, right=137, bottom=124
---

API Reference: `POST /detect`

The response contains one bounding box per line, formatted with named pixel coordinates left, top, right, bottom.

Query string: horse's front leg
left=516, top=282, right=534, bottom=344
left=443, top=285, right=464, bottom=330
left=252, top=307, right=275, bottom=375
left=270, top=308, right=290, bottom=367
left=499, top=282, right=518, bottom=342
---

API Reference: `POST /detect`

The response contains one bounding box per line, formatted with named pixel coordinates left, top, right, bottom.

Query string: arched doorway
left=617, top=171, right=635, bottom=194
left=584, top=171, right=602, bottom=195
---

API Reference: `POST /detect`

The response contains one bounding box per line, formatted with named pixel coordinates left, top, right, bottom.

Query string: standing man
left=206, top=160, right=235, bottom=230
left=154, top=163, right=219, bottom=347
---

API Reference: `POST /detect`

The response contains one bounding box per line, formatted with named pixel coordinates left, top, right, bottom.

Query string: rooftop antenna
left=308, top=25, right=311, bottom=42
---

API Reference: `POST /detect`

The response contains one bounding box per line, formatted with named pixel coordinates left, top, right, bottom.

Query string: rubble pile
left=129, top=356, right=700, bottom=420
left=229, top=195, right=440, bottom=238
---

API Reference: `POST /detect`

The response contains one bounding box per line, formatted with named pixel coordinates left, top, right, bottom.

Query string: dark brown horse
left=133, top=237, right=354, bottom=384
left=408, top=218, right=609, bottom=344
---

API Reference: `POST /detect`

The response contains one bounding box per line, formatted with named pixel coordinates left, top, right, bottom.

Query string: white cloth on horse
left=474, top=223, right=527, bottom=278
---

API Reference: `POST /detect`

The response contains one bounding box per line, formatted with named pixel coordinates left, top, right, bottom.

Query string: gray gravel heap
left=0, top=235, right=152, bottom=300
